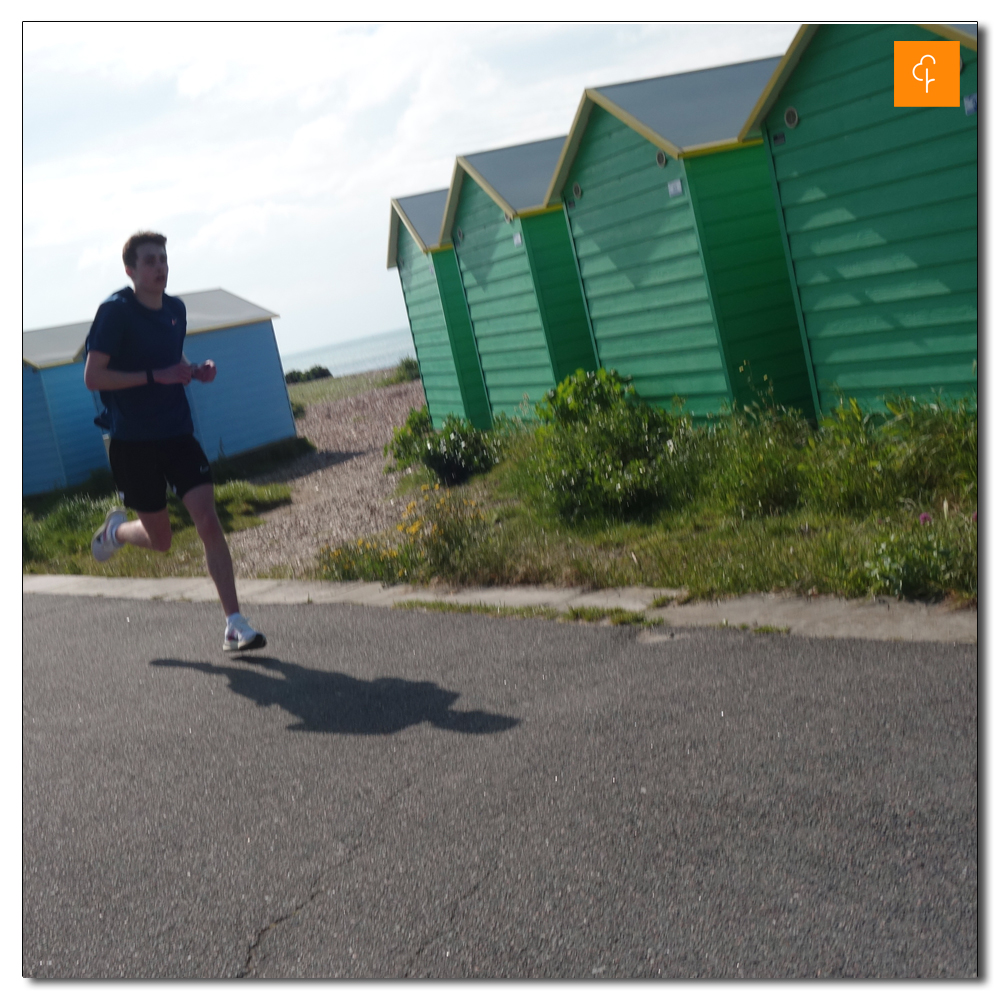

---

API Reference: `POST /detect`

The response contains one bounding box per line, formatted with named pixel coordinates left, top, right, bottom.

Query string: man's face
left=126, top=243, right=168, bottom=296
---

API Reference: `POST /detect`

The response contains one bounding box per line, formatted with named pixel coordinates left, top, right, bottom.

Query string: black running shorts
left=108, top=434, right=213, bottom=513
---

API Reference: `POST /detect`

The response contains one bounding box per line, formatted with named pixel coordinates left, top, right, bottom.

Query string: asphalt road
left=22, top=594, right=978, bottom=979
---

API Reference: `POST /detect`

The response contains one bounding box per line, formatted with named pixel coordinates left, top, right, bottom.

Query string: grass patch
left=394, top=600, right=660, bottom=627
left=752, top=625, right=790, bottom=635
left=286, top=368, right=397, bottom=414
left=394, top=600, right=562, bottom=621
left=23, top=479, right=291, bottom=577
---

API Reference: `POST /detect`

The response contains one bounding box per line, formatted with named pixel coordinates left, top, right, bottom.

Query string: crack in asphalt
left=239, top=778, right=420, bottom=978
left=239, top=875, right=327, bottom=978
left=402, top=866, right=496, bottom=978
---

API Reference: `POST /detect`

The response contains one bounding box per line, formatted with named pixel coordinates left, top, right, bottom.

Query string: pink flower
left=919, top=512, right=932, bottom=525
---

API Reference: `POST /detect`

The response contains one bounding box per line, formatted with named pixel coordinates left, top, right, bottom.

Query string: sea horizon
left=279, top=327, right=415, bottom=378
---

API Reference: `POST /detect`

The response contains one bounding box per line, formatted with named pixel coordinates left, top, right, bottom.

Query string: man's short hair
left=123, top=231, right=167, bottom=268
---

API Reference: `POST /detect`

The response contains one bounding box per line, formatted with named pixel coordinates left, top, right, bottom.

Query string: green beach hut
left=741, top=23, right=978, bottom=413
left=545, top=57, right=817, bottom=419
left=440, top=137, right=598, bottom=419
left=388, top=189, right=491, bottom=429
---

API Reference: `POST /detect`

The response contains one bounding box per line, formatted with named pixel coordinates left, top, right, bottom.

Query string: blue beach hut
left=21, top=318, right=110, bottom=493
left=22, top=289, right=296, bottom=494
left=22, top=361, right=68, bottom=496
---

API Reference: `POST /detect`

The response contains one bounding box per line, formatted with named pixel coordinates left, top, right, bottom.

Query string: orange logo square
left=894, top=40, right=961, bottom=107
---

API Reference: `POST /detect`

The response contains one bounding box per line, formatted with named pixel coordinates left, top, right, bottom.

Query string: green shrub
left=881, top=393, right=978, bottom=508
left=381, top=356, right=421, bottom=385
left=384, top=405, right=433, bottom=473
left=861, top=512, right=978, bottom=600
left=707, top=401, right=810, bottom=517
left=533, top=369, right=697, bottom=522
left=423, top=416, right=506, bottom=486
left=285, top=365, right=332, bottom=385
left=535, top=367, right=634, bottom=425
left=384, top=407, right=512, bottom=485
left=800, top=394, right=978, bottom=515
left=799, top=397, right=903, bottom=513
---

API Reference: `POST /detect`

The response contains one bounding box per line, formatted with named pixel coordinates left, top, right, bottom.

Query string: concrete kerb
left=22, top=575, right=976, bottom=644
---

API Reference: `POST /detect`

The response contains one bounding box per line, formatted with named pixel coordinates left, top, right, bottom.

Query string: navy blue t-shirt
left=85, top=287, right=194, bottom=441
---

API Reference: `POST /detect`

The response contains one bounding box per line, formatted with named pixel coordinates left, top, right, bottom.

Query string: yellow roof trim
left=22, top=358, right=40, bottom=370
left=920, top=24, right=977, bottom=50
left=679, top=136, right=763, bottom=159
left=737, top=24, right=817, bottom=141
left=430, top=243, right=454, bottom=254
left=438, top=159, right=467, bottom=247
left=587, top=87, right=683, bottom=160
left=516, top=203, right=564, bottom=220
left=387, top=198, right=431, bottom=270
left=543, top=93, right=595, bottom=206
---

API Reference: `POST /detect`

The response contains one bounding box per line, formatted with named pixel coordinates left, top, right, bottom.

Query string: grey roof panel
left=395, top=189, right=449, bottom=249
left=463, top=136, right=567, bottom=211
left=181, top=289, right=278, bottom=335
left=594, top=56, right=783, bottom=148
left=23, top=289, right=278, bottom=366
left=22, top=321, right=92, bottom=367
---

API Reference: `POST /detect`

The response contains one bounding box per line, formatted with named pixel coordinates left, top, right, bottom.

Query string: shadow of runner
left=150, top=656, right=520, bottom=736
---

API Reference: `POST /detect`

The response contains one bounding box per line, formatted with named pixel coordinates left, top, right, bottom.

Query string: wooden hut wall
left=762, top=24, right=978, bottom=413
left=561, top=105, right=731, bottom=416
left=520, top=209, right=598, bottom=381
left=452, top=181, right=557, bottom=418
left=395, top=225, right=469, bottom=428
left=685, top=143, right=816, bottom=418
left=22, top=365, right=67, bottom=495
left=184, top=321, right=296, bottom=462
left=39, top=361, right=111, bottom=487
left=429, top=248, right=492, bottom=430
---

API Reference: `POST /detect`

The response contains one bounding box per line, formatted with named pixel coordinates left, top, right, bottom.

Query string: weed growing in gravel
left=317, top=484, right=488, bottom=583
left=380, top=357, right=421, bottom=385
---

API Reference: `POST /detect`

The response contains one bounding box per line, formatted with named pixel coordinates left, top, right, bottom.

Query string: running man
left=84, top=231, right=266, bottom=652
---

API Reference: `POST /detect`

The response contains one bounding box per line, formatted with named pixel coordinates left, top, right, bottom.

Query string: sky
left=22, top=20, right=804, bottom=357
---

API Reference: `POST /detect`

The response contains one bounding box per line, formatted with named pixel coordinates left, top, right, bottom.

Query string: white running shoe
left=91, top=507, right=127, bottom=562
left=224, top=613, right=267, bottom=652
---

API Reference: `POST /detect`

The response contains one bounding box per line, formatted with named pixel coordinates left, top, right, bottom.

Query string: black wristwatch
left=146, top=369, right=155, bottom=385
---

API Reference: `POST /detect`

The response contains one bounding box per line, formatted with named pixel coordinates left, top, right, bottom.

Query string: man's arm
left=84, top=350, right=193, bottom=391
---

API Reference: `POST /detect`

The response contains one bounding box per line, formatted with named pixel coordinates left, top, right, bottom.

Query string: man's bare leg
left=115, top=509, right=173, bottom=552
left=181, top=483, right=239, bottom=617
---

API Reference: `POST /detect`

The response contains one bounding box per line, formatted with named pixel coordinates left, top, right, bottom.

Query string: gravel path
left=229, top=375, right=425, bottom=579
